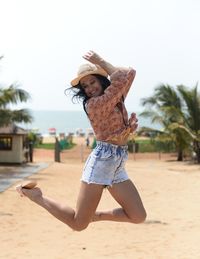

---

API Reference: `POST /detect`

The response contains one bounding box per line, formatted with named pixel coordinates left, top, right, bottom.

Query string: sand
left=1, top=143, right=200, bottom=259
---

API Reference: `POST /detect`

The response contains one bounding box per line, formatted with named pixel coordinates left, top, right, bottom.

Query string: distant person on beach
left=86, top=136, right=90, bottom=147
left=16, top=50, right=146, bottom=231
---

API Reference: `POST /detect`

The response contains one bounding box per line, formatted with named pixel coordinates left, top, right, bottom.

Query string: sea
left=18, top=110, right=161, bottom=135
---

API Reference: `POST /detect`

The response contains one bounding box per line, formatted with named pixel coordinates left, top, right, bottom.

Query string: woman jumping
left=16, top=50, right=146, bottom=231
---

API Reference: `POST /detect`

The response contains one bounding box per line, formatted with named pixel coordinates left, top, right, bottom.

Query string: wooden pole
left=80, top=144, right=84, bottom=162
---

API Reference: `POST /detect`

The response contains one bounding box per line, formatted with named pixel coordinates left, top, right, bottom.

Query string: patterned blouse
left=86, top=68, right=136, bottom=145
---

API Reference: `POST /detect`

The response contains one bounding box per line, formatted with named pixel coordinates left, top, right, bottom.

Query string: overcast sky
left=0, top=0, right=199, bottom=112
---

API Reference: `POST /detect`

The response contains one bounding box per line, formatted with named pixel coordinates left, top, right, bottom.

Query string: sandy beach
left=1, top=142, right=200, bottom=259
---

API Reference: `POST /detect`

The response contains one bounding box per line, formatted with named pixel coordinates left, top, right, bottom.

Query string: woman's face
left=80, top=75, right=103, bottom=98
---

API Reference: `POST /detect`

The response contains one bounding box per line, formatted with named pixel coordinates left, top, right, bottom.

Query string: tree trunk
left=194, top=141, right=200, bottom=164
left=196, top=148, right=200, bottom=164
left=177, top=149, right=183, bottom=161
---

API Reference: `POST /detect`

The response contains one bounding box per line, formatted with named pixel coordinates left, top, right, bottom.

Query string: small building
left=0, top=124, right=28, bottom=164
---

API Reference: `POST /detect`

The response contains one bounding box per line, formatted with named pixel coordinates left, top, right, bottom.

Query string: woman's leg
left=18, top=182, right=104, bottom=231
left=93, top=179, right=146, bottom=224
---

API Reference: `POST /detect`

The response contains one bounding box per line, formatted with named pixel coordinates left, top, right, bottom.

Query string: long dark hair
left=66, top=74, right=111, bottom=115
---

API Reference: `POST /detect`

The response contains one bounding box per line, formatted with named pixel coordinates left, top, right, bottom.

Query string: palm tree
left=172, top=84, right=200, bottom=163
left=0, top=57, right=32, bottom=127
left=0, top=85, right=33, bottom=127
left=140, top=84, right=199, bottom=162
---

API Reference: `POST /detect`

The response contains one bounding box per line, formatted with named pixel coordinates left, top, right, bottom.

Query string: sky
left=0, top=0, right=200, bottom=112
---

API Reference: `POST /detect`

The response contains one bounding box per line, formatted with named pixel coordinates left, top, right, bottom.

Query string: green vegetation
left=140, top=83, right=200, bottom=163
left=34, top=143, right=55, bottom=149
left=33, top=135, right=76, bottom=150
left=34, top=142, right=76, bottom=150
left=128, top=138, right=176, bottom=153
left=0, top=56, right=32, bottom=127
left=26, top=130, right=75, bottom=150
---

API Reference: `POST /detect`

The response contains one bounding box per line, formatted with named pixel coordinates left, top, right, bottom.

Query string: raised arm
left=83, top=50, right=136, bottom=99
left=83, top=50, right=117, bottom=75
left=83, top=50, right=136, bottom=119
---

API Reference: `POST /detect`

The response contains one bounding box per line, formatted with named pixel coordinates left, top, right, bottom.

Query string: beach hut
left=0, top=124, right=28, bottom=164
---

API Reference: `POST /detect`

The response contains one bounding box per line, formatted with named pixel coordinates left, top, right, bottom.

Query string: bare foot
left=21, top=180, right=37, bottom=189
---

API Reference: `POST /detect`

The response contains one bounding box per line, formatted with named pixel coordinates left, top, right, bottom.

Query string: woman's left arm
left=83, top=50, right=117, bottom=75
left=110, top=67, right=136, bottom=99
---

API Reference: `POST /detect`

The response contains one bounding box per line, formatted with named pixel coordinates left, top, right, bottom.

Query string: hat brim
left=71, top=68, right=108, bottom=87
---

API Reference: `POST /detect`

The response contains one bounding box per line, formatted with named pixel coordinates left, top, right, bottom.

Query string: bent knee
left=130, top=210, right=147, bottom=224
left=72, top=221, right=89, bottom=232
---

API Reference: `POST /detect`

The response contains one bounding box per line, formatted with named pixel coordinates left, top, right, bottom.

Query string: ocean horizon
left=18, top=110, right=161, bottom=135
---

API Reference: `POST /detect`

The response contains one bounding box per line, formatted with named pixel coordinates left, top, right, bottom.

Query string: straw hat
left=71, top=63, right=108, bottom=87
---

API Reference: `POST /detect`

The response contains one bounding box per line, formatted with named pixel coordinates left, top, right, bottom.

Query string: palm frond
left=155, top=84, right=182, bottom=108
left=0, top=108, right=33, bottom=126
left=140, top=96, right=157, bottom=107
left=0, top=85, right=31, bottom=107
left=177, top=84, right=200, bottom=132
left=11, top=109, right=33, bottom=123
left=0, top=109, right=12, bottom=126
left=168, top=122, right=199, bottom=140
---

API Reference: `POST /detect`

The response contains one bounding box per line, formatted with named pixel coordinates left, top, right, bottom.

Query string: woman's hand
left=83, top=50, right=117, bottom=75
left=83, top=50, right=104, bottom=66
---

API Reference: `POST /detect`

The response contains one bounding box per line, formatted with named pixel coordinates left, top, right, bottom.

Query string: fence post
left=80, top=144, right=84, bottom=162
left=55, top=137, right=61, bottom=162
left=133, top=142, right=136, bottom=160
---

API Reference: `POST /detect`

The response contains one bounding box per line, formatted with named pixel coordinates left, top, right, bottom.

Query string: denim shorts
left=81, top=141, right=129, bottom=187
